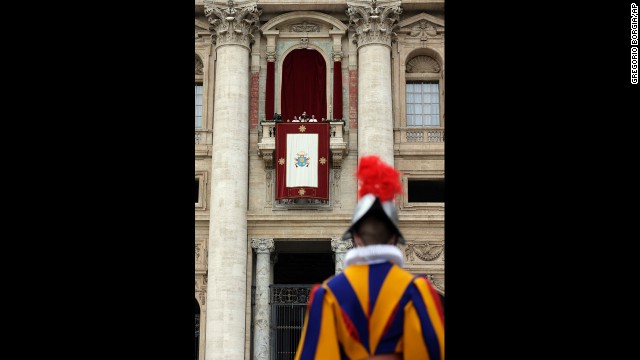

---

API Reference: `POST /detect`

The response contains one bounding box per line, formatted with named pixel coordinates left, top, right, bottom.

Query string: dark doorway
left=274, top=253, right=334, bottom=284
left=270, top=241, right=335, bottom=359
left=273, top=240, right=335, bottom=285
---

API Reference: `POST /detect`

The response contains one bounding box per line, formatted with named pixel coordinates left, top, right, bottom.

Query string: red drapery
left=266, top=61, right=275, bottom=120
left=281, top=49, right=327, bottom=121
left=275, top=123, right=329, bottom=200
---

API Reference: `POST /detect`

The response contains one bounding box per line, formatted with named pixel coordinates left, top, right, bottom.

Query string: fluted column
left=251, top=238, right=275, bottom=360
left=331, top=237, right=354, bottom=274
left=347, top=0, right=402, bottom=165
left=203, top=2, right=261, bottom=360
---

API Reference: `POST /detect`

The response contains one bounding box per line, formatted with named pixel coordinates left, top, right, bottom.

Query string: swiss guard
left=294, top=155, right=444, bottom=360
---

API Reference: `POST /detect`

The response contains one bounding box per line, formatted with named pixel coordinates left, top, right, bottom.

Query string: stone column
left=203, top=2, right=261, bottom=360
left=331, top=236, right=354, bottom=274
left=347, top=0, right=402, bottom=166
left=251, top=238, right=275, bottom=360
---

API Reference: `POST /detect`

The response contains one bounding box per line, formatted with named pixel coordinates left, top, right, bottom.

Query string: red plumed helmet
left=356, top=155, right=403, bottom=201
left=343, top=155, right=405, bottom=244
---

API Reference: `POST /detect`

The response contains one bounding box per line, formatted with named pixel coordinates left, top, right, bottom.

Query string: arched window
left=280, top=49, right=327, bottom=121
left=405, top=55, right=442, bottom=128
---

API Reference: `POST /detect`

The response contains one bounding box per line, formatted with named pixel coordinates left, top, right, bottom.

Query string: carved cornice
left=404, top=241, right=444, bottom=262
left=331, top=237, right=353, bottom=253
left=251, top=238, right=275, bottom=253
left=347, top=0, right=402, bottom=48
left=204, top=0, right=262, bottom=48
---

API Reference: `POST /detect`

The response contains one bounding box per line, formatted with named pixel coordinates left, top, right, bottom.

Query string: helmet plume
left=356, top=155, right=403, bottom=201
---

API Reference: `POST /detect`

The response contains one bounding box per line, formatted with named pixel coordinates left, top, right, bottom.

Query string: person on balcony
left=294, top=156, right=444, bottom=360
left=292, top=116, right=300, bottom=123
left=308, top=115, right=318, bottom=122
left=300, top=111, right=308, bottom=121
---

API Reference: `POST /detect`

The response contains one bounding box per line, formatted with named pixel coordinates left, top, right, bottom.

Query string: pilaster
left=331, top=237, right=354, bottom=274
left=251, top=238, right=275, bottom=360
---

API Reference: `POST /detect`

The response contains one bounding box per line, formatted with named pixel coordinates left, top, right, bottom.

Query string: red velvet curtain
left=266, top=62, right=275, bottom=119
left=281, top=49, right=327, bottom=121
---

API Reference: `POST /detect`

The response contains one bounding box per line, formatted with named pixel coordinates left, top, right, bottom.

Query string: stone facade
left=195, top=1, right=444, bottom=359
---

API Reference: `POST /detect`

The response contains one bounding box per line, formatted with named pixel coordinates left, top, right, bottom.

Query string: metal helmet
left=341, top=193, right=405, bottom=244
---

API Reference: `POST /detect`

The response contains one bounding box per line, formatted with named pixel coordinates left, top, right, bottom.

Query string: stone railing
left=195, top=129, right=213, bottom=145
left=258, top=121, right=348, bottom=168
left=396, top=127, right=445, bottom=143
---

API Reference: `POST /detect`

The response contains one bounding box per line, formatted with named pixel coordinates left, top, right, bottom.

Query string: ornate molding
left=298, top=37, right=310, bottom=49
left=251, top=238, right=275, bottom=253
left=265, top=51, right=276, bottom=62
left=262, top=151, right=273, bottom=169
left=330, top=148, right=346, bottom=168
left=404, top=241, right=444, bottom=262
left=332, top=169, right=342, bottom=207
left=290, top=21, right=320, bottom=33
left=332, top=51, right=344, bottom=62
left=347, top=0, right=402, bottom=48
left=409, top=19, right=438, bottom=41
left=204, top=0, right=262, bottom=48
left=195, top=242, right=202, bottom=262
left=195, top=57, right=204, bottom=75
left=331, top=237, right=353, bottom=253
left=195, top=239, right=208, bottom=270
left=406, top=55, right=440, bottom=73
left=195, top=275, right=208, bottom=310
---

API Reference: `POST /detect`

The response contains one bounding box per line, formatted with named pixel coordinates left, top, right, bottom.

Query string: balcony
left=195, top=129, right=213, bottom=158
left=395, top=127, right=444, bottom=157
left=258, top=121, right=348, bottom=169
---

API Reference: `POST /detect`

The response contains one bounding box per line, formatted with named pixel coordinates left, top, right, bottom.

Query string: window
left=195, top=83, right=203, bottom=129
left=195, top=171, right=207, bottom=210
left=408, top=179, right=444, bottom=203
left=406, top=81, right=440, bottom=128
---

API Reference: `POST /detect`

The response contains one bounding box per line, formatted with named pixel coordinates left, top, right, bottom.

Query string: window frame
left=400, top=172, right=445, bottom=210
left=195, top=82, right=204, bottom=129
left=405, top=80, right=441, bottom=128
left=195, top=171, right=208, bottom=210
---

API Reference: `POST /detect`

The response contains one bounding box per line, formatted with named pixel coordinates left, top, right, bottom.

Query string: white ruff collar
left=344, top=244, right=404, bottom=267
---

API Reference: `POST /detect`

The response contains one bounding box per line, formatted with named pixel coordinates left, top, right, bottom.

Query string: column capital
left=346, top=0, right=402, bottom=48
left=331, top=236, right=353, bottom=253
left=251, top=238, right=275, bottom=253
left=204, top=0, right=262, bottom=48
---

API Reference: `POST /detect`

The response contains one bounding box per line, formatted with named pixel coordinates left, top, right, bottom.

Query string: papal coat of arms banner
left=275, top=123, right=330, bottom=200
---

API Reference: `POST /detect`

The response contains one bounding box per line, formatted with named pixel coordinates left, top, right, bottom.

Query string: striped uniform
left=295, top=261, right=444, bottom=360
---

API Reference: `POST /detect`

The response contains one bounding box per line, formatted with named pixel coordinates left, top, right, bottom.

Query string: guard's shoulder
left=410, top=274, right=444, bottom=309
